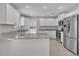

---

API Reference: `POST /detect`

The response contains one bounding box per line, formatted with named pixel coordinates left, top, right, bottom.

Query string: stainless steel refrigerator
left=63, top=14, right=79, bottom=55
left=77, top=15, right=79, bottom=56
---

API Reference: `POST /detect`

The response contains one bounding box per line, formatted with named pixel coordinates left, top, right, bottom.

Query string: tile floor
left=49, top=39, right=74, bottom=56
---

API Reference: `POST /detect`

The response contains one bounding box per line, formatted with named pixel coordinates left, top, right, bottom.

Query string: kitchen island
left=0, top=32, right=49, bottom=56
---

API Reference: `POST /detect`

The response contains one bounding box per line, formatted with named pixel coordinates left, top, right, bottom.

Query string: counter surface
left=0, top=31, right=49, bottom=56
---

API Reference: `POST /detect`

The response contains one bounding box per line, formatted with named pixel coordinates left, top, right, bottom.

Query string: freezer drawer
left=78, top=39, right=79, bottom=55
left=64, top=36, right=77, bottom=55
left=63, top=36, right=70, bottom=49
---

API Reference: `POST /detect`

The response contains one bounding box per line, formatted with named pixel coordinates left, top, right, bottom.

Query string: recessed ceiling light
left=43, top=6, right=47, bottom=9
left=26, top=6, right=30, bottom=8
left=59, top=6, right=63, bottom=9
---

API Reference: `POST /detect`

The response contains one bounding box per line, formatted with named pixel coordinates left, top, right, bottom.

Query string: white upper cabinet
left=0, top=3, right=7, bottom=24
left=7, top=4, right=20, bottom=25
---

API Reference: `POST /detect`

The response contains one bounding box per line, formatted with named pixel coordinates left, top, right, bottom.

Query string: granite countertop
left=0, top=31, right=49, bottom=39
left=0, top=24, right=15, bottom=26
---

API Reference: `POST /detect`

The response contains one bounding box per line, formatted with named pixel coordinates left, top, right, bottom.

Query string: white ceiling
left=10, top=3, right=79, bottom=17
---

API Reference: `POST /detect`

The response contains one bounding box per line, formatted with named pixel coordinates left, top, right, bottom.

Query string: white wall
left=0, top=3, right=7, bottom=24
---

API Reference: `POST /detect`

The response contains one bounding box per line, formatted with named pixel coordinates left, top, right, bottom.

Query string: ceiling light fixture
left=26, top=6, right=30, bottom=8
left=59, top=6, right=63, bottom=9
left=43, top=6, right=47, bottom=9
